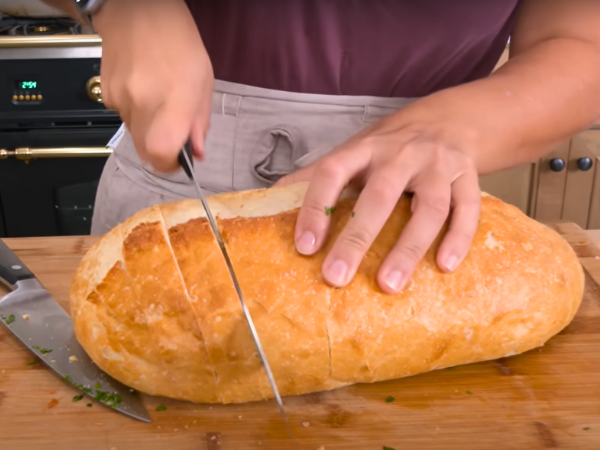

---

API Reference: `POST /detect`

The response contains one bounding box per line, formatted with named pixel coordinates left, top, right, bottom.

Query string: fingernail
left=296, top=231, right=316, bottom=255
left=385, top=270, right=404, bottom=292
left=445, top=255, right=458, bottom=271
left=326, top=260, right=348, bottom=286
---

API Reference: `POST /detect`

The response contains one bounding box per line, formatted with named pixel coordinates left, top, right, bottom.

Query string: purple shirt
left=185, top=0, right=521, bottom=97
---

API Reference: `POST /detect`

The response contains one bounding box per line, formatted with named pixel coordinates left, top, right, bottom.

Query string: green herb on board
left=33, top=345, right=52, bottom=354
left=155, top=405, right=167, bottom=412
left=5, top=314, right=15, bottom=325
left=64, top=375, right=120, bottom=407
left=466, top=390, right=473, bottom=395
left=94, top=383, right=102, bottom=389
left=385, top=396, right=395, bottom=403
left=383, top=446, right=396, bottom=450
left=583, top=427, right=590, bottom=431
left=27, top=360, right=38, bottom=366
left=325, top=206, right=335, bottom=216
left=72, top=394, right=84, bottom=402
left=94, top=390, right=123, bottom=408
left=86, top=403, right=92, bottom=408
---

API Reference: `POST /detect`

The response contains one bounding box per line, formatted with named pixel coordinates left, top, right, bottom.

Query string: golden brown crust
left=69, top=183, right=585, bottom=404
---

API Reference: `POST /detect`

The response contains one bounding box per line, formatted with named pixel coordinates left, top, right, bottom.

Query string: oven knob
left=86, top=76, right=103, bottom=103
left=549, top=158, right=565, bottom=172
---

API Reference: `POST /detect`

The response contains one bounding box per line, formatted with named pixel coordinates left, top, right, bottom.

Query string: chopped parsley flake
left=583, top=427, right=590, bottom=431
left=466, top=390, right=473, bottom=395
left=86, top=403, right=92, bottom=408
left=325, top=206, right=335, bottom=216
left=94, top=390, right=123, bottom=408
left=5, top=314, right=15, bottom=325
left=383, top=446, right=396, bottom=450
left=27, top=360, right=38, bottom=366
left=63, top=375, right=121, bottom=408
left=33, top=346, right=52, bottom=354
left=385, top=396, right=395, bottom=403
left=94, top=383, right=102, bottom=389
left=72, top=394, right=84, bottom=402
left=155, top=405, right=167, bottom=412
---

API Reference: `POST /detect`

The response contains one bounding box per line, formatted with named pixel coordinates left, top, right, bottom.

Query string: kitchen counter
left=1, top=223, right=600, bottom=450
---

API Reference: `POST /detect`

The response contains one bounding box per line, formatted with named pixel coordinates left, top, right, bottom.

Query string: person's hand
left=275, top=103, right=482, bottom=294
left=93, top=0, right=213, bottom=172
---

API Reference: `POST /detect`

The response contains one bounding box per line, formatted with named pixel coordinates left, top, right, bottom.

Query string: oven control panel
left=11, top=78, right=43, bottom=104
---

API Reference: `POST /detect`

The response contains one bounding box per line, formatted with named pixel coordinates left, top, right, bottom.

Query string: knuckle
left=420, top=195, right=450, bottom=219
left=304, top=201, right=331, bottom=218
left=453, top=188, right=482, bottom=210
left=314, top=157, right=346, bottom=182
left=358, top=134, right=381, bottom=150
left=460, top=156, right=477, bottom=172
left=452, top=228, right=476, bottom=246
left=396, top=241, right=427, bottom=263
left=339, top=227, right=375, bottom=253
left=125, top=79, right=159, bottom=109
left=368, top=175, right=402, bottom=202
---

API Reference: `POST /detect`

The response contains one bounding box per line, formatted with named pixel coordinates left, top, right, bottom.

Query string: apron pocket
left=252, top=128, right=296, bottom=184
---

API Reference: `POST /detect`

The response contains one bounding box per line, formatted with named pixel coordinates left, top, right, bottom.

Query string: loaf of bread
left=69, top=182, right=585, bottom=404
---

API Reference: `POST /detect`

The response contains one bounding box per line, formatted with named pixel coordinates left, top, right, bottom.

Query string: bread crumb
left=22, top=314, right=29, bottom=320
left=302, top=421, right=310, bottom=427
left=110, top=447, right=118, bottom=450
left=317, top=446, right=325, bottom=450
left=69, top=355, right=78, bottom=362
left=238, top=415, right=243, bottom=419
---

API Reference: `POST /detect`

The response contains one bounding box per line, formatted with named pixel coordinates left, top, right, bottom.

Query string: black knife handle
left=177, top=140, right=194, bottom=179
left=0, top=239, right=34, bottom=289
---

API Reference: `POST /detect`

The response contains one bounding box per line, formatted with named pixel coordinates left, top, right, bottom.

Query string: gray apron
left=91, top=79, right=417, bottom=235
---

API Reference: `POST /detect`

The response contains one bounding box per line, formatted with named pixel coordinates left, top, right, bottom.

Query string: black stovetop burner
left=0, top=16, right=84, bottom=36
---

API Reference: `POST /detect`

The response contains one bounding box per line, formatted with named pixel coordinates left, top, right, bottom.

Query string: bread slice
left=69, top=182, right=585, bottom=404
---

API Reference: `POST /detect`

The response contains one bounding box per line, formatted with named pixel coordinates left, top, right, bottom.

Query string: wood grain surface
left=0, top=224, right=599, bottom=450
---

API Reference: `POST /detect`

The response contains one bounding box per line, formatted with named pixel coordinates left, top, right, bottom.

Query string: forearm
left=413, top=37, right=600, bottom=176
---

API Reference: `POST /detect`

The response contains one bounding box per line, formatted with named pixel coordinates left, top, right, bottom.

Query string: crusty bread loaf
left=69, top=182, right=585, bottom=404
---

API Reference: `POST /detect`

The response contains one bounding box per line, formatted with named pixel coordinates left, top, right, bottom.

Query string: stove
left=0, top=15, right=87, bottom=36
left=0, top=15, right=121, bottom=238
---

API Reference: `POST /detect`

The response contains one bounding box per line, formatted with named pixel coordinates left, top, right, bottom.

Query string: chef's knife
left=178, top=143, right=296, bottom=442
left=0, top=239, right=151, bottom=423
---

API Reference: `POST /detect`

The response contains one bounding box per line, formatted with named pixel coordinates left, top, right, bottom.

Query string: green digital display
left=17, top=80, right=38, bottom=90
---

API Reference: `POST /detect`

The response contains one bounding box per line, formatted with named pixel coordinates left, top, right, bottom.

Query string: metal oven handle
left=0, top=147, right=113, bottom=161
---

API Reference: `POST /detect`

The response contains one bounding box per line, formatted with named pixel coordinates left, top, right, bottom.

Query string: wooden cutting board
left=1, top=222, right=599, bottom=450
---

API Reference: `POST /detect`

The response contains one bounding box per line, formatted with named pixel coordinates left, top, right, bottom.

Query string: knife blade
left=0, top=239, right=151, bottom=423
left=178, top=142, right=295, bottom=442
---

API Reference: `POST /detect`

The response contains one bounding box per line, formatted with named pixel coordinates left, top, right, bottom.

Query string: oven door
left=0, top=124, right=119, bottom=237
